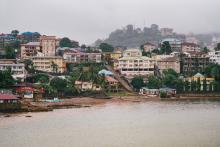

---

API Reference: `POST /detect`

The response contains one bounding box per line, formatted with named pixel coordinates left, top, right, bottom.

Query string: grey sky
left=1, top=0, right=220, bottom=44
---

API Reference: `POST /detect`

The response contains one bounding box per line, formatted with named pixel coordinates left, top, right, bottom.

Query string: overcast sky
left=1, top=0, right=220, bottom=44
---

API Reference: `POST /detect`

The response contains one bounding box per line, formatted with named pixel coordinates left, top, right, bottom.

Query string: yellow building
left=32, top=56, right=66, bottom=73
left=184, top=73, right=214, bottom=91
left=110, top=51, right=122, bottom=60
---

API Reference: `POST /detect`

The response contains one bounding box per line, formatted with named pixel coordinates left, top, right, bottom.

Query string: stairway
left=105, top=65, right=133, bottom=92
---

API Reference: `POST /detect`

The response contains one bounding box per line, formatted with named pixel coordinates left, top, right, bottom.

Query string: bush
left=160, top=92, right=168, bottom=98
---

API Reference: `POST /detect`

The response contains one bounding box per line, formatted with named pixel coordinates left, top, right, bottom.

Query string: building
left=118, top=49, right=155, bottom=77
left=184, top=73, right=214, bottom=91
left=63, top=49, right=102, bottom=63
left=0, top=59, right=26, bottom=80
left=32, top=56, right=66, bottom=73
left=105, top=76, right=121, bottom=92
left=156, top=56, right=180, bottom=73
left=75, top=81, right=101, bottom=91
left=182, top=42, right=200, bottom=52
left=161, top=38, right=182, bottom=52
left=40, top=35, right=56, bottom=56
left=208, top=51, right=220, bottom=64
left=110, top=51, right=122, bottom=60
left=160, top=28, right=174, bottom=37
left=181, top=52, right=209, bottom=75
left=123, top=48, right=142, bottom=57
left=20, top=42, right=41, bottom=59
left=143, top=42, right=156, bottom=52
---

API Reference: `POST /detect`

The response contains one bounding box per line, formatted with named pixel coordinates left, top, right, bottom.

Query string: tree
left=211, top=66, right=220, bottom=80
left=24, top=59, right=35, bottom=73
left=146, top=75, right=162, bottom=89
left=0, top=69, right=15, bottom=88
left=196, top=78, right=201, bottom=92
left=5, top=45, right=15, bottom=59
left=163, top=69, right=178, bottom=78
left=59, top=37, right=72, bottom=47
left=11, top=30, right=19, bottom=37
left=99, top=43, right=114, bottom=52
left=202, top=47, right=209, bottom=53
left=160, top=41, right=172, bottom=55
left=215, top=43, right=220, bottom=51
left=50, top=77, right=67, bottom=96
left=131, top=77, right=145, bottom=90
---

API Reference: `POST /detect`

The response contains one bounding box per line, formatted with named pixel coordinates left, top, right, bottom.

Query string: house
left=98, top=69, right=114, bottom=76
left=110, top=51, right=122, bottom=60
left=123, top=48, right=142, bottom=57
left=159, top=88, right=176, bottom=97
left=32, top=56, right=66, bottom=73
left=139, top=88, right=159, bottom=96
left=0, top=93, right=19, bottom=104
left=182, top=42, right=200, bottom=52
left=75, top=81, right=101, bottom=91
left=0, top=59, right=26, bottom=81
left=105, top=76, right=120, bottom=92
left=20, top=42, right=41, bottom=59
left=184, top=73, right=214, bottom=91
left=0, top=93, right=20, bottom=111
left=208, top=51, right=220, bottom=64
left=143, top=42, right=156, bottom=52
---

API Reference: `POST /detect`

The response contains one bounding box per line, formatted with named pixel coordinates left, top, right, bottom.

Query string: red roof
left=105, top=76, right=118, bottom=83
left=0, top=94, right=18, bottom=100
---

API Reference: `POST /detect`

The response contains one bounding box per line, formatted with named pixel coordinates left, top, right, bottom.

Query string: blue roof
left=21, top=32, right=40, bottom=36
left=98, top=69, right=113, bottom=76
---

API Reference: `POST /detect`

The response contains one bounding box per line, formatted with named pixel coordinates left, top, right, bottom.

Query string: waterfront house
left=75, top=81, right=101, bottom=91
left=0, top=93, right=20, bottom=111
left=184, top=73, right=214, bottom=91
left=139, top=88, right=159, bottom=96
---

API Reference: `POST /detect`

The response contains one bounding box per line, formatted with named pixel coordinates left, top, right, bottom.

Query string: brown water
left=1, top=101, right=220, bottom=147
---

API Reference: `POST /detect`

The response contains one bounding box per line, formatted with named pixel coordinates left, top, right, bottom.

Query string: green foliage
left=146, top=75, right=162, bottom=89
left=23, top=59, right=35, bottom=73
left=26, top=73, right=49, bottom=83
left=0, top=70, right=15, bottom=88
left=215, top=43, right=220, bottom=51
left=131, top=77, right=145, bottom=90
left=163, top=69, right=178, bottom=78
left=203, top=79, right=207, bottom=92
left=11, top=30, right=19, bottom=37
left=50, top=77, right=67, bottom=92
left=202, top=47, right=209, bottom=53
left=142, top=51, right=151, bottom=57
left=184, top=80, right=190, bottom=92
left=4, top=45, right=15, bottom=59
left=204, top=64, right=220, bottom=80
left=160, top=92, right=167, bottom=98
left=59, top=37, right=72, bottom=47
left=160, top=41, right=172, bottom=55
left=99, top=43, right=114, bottom=52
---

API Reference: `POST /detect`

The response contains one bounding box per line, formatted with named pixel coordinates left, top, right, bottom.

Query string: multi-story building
left=160, top=28, right=174, bottom=37
left=20, top=42, right=41, bottom=59
left=143, top=42, right=156, bottom=52
left=181, top=51, right=209, bottom=75
left=161, top=38, right=182, bottom=52
left=63, top=49, right=102, bottom=63
left=182, top=42, right=200, bottom=52
left=0, top=59, right=26, bottom=80
left=156, top=56, right=180, bottom=73
left=40, top=35, right=56, bottom=56
left=118, top=49, right=155, bottom=77
left=32, top=56, right=66, bottom=73
left=208, top=51, right=220, bottom=64
left=110, top=51, right=122, bottom=60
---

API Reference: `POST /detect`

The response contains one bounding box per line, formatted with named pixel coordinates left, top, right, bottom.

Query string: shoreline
left=1, top=95, right=220, bottom=114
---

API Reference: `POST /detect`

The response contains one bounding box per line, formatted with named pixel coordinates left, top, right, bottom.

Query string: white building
left=0, top=62, right=26, bottom=80
left=208, top=51, right=220, bottom=64
left=118, top=49, right=155, bottom=77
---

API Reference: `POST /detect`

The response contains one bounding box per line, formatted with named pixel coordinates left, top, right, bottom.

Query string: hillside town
left=1, top=26, right=220, bottom=112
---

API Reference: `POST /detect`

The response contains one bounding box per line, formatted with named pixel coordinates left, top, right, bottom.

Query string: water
left=1, top=101, right=220, bottom=147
